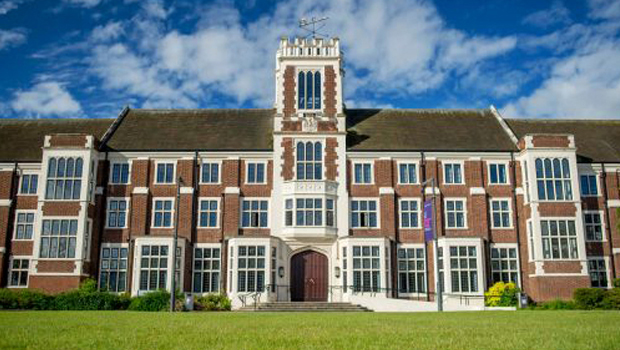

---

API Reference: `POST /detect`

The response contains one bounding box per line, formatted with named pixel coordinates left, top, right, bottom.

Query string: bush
left=52, top=279, right=130, bottom=310
left=128, top=289, right=183, bottom=312
left=535, top=299, right=576, bottom=310
left=485, top=282, right=520, bottom=307
left=195, top=294, right=232, bottom=311
left=613, top=278, right=620, bottom=289
left=573, top=288, right=608, bottom=310
left=602, top=288, right=620, bottom=310
left=0, top=289, right=55, bottom=310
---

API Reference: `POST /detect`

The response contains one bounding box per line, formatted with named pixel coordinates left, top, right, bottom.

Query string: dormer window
left=298, top=70, right=321, bottom=110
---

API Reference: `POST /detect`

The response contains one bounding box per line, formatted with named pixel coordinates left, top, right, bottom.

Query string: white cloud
left=74, top=0, right=517, bottom=109
left=522, top=1, right=571, bottom=28
left=11, top=82, right=82, bottom=116
left=588, top=0, right=620, bottom=20
left=0, top=0, right=24, bottom=15
left=0, top=28, right=26, bottom=50
left=62, top=0, right=102, bottom=8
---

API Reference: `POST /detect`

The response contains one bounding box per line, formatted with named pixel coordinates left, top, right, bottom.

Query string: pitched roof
left=0, top=118, right=113, bottom=162
left=103, top=109, right=274, bottom=152
left=346, top=109, right=518, bottom=152
left=506, top=119, right=620, bottom=163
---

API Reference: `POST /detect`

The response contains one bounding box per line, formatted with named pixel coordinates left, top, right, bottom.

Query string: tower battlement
left=277, top=36, right=341, bottom=58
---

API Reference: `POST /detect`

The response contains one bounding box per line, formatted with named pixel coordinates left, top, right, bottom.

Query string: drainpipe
left=601, top=164, right=617, bottom=280
left=2, top=162, right=18, bottom=287
left=510, top=152, right=525, bottom=290
left=94, top=152, right=109, bottom=289
left=420, top=151, right=431, bottom=302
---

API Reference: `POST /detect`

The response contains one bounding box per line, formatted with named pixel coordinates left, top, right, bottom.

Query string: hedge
left=195, top=294, right=232, bottom=311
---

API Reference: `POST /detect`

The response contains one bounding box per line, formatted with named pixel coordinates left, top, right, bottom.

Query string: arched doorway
left=290, top=250, right=328, bottom=302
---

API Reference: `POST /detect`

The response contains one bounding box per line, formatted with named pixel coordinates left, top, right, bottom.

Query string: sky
left=1, top=0, right=620, bottom=119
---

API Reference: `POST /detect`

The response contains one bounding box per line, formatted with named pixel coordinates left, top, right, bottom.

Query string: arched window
left=297, top=70, right=321, bottom=110
left=45, top=157, right=84, bottom=200
left=296, top=141, right=323, bottom=180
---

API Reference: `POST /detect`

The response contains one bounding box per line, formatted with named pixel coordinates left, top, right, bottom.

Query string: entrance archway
left=290, top=250, right=328, bottom=302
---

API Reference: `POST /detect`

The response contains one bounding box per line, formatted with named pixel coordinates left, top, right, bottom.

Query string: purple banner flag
left=424, top=199, right=434, bottom=242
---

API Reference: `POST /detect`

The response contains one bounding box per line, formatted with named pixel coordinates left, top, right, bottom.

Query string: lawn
left=0, top=310, right=619, bottom=350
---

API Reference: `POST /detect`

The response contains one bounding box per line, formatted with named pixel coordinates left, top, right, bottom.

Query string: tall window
left=444, top=163, right=463, bottom=184
left=399, top=200, right=420, bottom=228
left=110, top=163, right=129, bottom=184
left=397, top=247, right=425, bottom=293
left=399, top=163, right=417, bottom=184
left=13, top=212, right=34, bottom=240
left=353, top=163, right=372, bottom=184
left=284, top=198, right=334, bottom=227
left=588, top=258, right=608, bottom=288
left=445, top=199, right=466, bottom=228
left=20, top=174, right=38, bottom=194
left=45, top=157, right=83, bottom=200
left=489, top=163, right=507, bottom=184
left=584, top=212, right=603, bottom=241
left=297, top=70, right=321, bottom=110
left=99, top=246, right=128, bottom=292
left=352, top=246, right=381, bottom=292
left=9, top=258, right=29, bottom=287
left=580, top=175, right=598, bottom=196
left=106, top=199, right=128, bottom=228
left=40, top=219, right=78, bottom=258
left=201, top=163, right=219, bottom=183
left=296, top=141, right=323, bottom=180
left=241, top=200, right=268, bottom=228
left=156, top=163, right=175, bottom=184
left=541, top=220, right=578, bottom=259
left=237, top=245, right=265, bottom=292
left=152, top=199, right=174, bottom=228
left=139, top=245, right=168, bottom=291
left=449, top=246, right=478, bottom=293
left=246, top=163, right=266, bottom=184
left=535, top=158, right=572, bottom=200
left=437, top=247, right=444, bottom=293
left=193, top=246, right=221, bottom=293
left=198, top=199, right=219, bottom=228
left=490, top=199, right=511, bottom=228
left=351, top=200, right=378, bottom=228
left=490, top=247, right=518, bottom=285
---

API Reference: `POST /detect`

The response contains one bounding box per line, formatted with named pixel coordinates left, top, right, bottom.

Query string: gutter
left=510, top=152, right=525, bottom=291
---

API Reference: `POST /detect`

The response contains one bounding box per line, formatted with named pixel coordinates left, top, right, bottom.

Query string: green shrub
left=0, top=289, right=54, bottom=310
left=195, top=294, right=232, bottom=311
left=485, top=282, right=520, bottom=307
left=573, top=288, right=608, bottom=310
left=129, top=290, right=179, bottom=312
left=0, top=288, right=19, bottom=309
left=536, top=299, right=576, bottom=310
left=602, top=288, right=620, bottom=310
left=52, top=278, right=130, bottom=311
left=613, top=278, right=620, bottom=289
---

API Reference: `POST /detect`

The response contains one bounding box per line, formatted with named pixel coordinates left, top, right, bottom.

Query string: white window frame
left=540, top=218, right=579, bottom=260
left=396, top=244, right=426, bottom=294
left=489, top=243, right=520, bottom=286
left=284, top=197, right=335, bottom=228
left=13, top=210, right=36, bottom=241
left=535, top=157, right=573, bottom=201
left=236, top=245, right=267, bottom=292
left=105, top=197, right=130, bottom=229
left=240, top=198, right=270, bottom=228
left=350, top=198, right=380, bottom=229
left=587, top=257, right=610, bottom=288
left=580, top=173, right=600, bottom=197
left=443, top=242, right=482, bottom=294
left=200, top=160, right=222, bottom=184
left=44, top=156, right=84, bottom=200
left=489, top=198, right=513, bottom=229
left=294, top=140, right=324, bottom=181
left=296, top=67, right=324, bottom=112
left=18, top=172, right=39, bottom=195
left=443, top=161, right=464, bottom=185
left=583, top=210, right=605, bottom=242
left=352, top=161, right=374, bottom=185
left=151, top=198, right=175, bottom=228
left=397, top=161, right=419, bottom=185
left=487, top=162, right=509, bottom=185
left=98, top=243, right=129, bottom=293
left=245, top=161, right=267, bottom=185
left=8, top=256, right=30, bottom=288
left=109, top=161, right=132, bottom=185
left=351, top=245, right=383, bottom=292
left=192, top=243, right=222, bottom=294
left=154, top=161, right=176, bottom=185
left=398, top=198, right=421, bottom=229
left=39, top=217, right=79, bottom=259
left=444, top=198, right=467, bottom=229
left=197, top=197, right=221, bottom=228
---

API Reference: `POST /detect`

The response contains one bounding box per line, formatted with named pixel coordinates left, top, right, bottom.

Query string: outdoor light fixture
left=335, top=266, right=341, bottom=278
left=278, top=266, right=285, bottom=278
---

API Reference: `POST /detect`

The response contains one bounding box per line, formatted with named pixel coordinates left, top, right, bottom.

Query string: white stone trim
left=470, top=187, right=486, bottom=195
left=224, top=187, right=240, bottom=194
left=379, top=187, right=394, bottom=195
left=132, top=187, right=149, bottom=194
left=0, top=199, right=12, bottom=207
left=180, top=187, right=194, bottom=194
left=607, top=199, right=620, bottom=208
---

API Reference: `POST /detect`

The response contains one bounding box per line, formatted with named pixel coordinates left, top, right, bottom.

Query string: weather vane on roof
left=299, top=16, right=329, bottom=39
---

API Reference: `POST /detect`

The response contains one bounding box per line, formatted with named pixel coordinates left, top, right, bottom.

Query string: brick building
left=1, top=37, right=619, bottom=309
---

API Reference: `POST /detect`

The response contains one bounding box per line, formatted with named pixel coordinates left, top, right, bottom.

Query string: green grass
left=0, top=310, right=619, bottom=349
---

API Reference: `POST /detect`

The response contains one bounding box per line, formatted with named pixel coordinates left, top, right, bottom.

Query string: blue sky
left=1, top=0, right=619, bottom=119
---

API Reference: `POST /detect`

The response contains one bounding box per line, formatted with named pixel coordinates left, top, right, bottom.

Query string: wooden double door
left=290, top=250, right=328, bottom=302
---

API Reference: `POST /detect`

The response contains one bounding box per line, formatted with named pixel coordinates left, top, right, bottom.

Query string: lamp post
left=170, top=176, right=184, bottom=312
left=421, top=177, right=442, bottom=312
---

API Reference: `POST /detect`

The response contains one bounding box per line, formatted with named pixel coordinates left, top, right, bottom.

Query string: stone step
left=238, top=302, right=372, bottom=312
